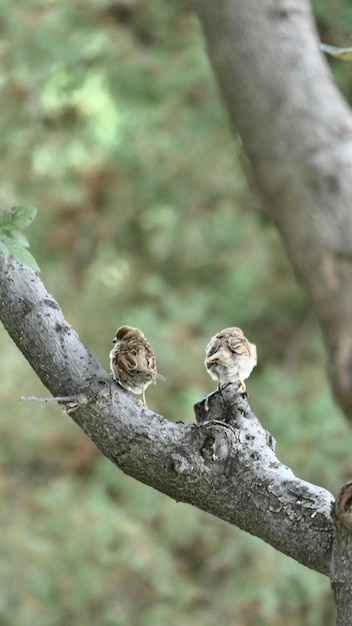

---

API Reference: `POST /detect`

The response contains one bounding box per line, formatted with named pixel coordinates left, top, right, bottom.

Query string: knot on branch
left=198, top=427, right=232, bottom=462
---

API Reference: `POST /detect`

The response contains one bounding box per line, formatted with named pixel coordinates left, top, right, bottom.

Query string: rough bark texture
left=0, top=255, right=334, bottom=575
left=192, top=0, right=352, bottom=419
left=331, top=483, right=352, bottom=626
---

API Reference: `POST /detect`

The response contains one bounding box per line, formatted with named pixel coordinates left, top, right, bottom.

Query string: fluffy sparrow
left=109, top=325, right=164, bottom=406
left=205, top=327, right=257, bottom=393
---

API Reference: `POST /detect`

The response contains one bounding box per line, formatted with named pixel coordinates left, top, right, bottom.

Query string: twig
left=20, top=395, right=83, bottom=402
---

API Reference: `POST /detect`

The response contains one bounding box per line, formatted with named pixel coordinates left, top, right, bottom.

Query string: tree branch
left=192, top=0, right=352, bottom=419
left=0, top=255, right=334, bottom=575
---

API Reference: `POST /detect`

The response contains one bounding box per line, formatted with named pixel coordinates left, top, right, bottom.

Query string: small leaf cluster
left=0, top=206, right=39, bottom=271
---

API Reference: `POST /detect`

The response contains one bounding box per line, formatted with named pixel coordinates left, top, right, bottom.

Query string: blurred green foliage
left=0, top=0, right=352, bottom=624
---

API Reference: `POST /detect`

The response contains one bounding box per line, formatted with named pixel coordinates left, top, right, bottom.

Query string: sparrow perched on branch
left=109, top=325, right=165, bottom=406
left=204, top=327, right=257, bottom=393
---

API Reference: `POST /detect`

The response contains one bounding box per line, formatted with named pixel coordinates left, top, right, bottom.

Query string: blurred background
left=1, top=0, right=352, bottom=624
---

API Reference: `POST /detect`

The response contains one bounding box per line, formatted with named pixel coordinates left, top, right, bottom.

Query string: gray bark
left=192, top=0, right=352, bottom=419
left=331, top=483, right=352, bottom=626
left=0, top=256, right=334, bottom=575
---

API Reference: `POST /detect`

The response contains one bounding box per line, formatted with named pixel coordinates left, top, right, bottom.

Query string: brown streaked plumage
left=205, top=327, right=257, bottom=393
left=109, top=325, right=164, bottom=406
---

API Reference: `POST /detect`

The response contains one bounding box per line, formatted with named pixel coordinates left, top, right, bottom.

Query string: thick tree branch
left=192, top=0, right=352, bottom=418
left=0, top=256, right=334, bottom=575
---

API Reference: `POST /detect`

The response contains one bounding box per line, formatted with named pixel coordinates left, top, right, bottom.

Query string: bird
left=109, top=325, right=165, bottom=406
left=204, top=327, right=257, bottom=393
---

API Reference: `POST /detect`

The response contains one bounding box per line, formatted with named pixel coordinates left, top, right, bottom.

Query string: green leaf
left=8, top=230, right=30, bottom=247
left=0, top=240, right=10, bottom=263
left=8, top=243, right=40, bottom=271
left=9, top=206, right=38, bottom=229
left=0, top=210, right=13, bottom=228
left=321, top=43, right=352, bottom=61
left=0, top=232, right=17, bottom=246
left=0, top=207, right=39, bottom=269
left=0, top=226, right=13, bottom=238
left=0, top=228, right=29, bottom=247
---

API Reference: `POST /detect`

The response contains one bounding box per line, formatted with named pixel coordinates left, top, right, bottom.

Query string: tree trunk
left=192, top=0, right=352, bottom=419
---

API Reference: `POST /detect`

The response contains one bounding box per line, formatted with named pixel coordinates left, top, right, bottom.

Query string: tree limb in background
left=0, top=255, right=333, bottom=575
left=192, top=0, right=352, bottom=419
